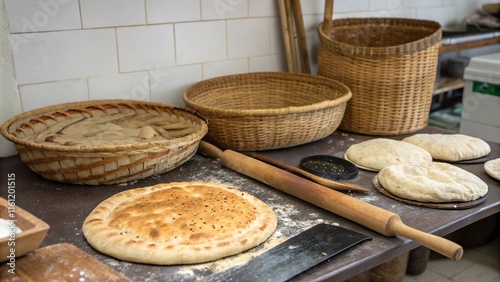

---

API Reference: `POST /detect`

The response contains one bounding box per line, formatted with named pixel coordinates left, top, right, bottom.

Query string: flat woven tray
left=0, top=100, right=208, bottom=185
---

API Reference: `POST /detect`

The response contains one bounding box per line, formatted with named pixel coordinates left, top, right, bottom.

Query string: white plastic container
left=460, top=52, right=500, bottom=143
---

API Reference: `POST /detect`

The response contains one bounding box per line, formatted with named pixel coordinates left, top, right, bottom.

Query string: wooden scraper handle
left=199, top=143, right=463, bottom=260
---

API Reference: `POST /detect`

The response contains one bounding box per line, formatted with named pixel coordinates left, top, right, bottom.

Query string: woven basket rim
left=182, top=72, right=352, bottom=117
left=0, top=99, right=208, bottom=153
left=317, top=17, right=442, bottom=56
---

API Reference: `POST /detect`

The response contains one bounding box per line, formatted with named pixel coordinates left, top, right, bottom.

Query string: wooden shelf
left=435, top=33, right=499, bottom=95
left=433, top=76, right=465, bottom=95
left=439, top=36, right=500, bottom=54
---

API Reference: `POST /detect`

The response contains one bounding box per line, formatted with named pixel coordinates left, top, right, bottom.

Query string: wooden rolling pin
left=198, top=141, right=463, bottom=260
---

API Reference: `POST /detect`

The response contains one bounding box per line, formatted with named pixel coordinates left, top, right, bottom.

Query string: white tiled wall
left=146, top=0, right=201, bottom=23
left=4, top=0, right=81, bottom=32
left=117, top=24, right=176, bottom=72
left=0, top=0, right=496, bottom=114
left=12, top=29, right=118, bottom=84
left=80, top=0, right=146, bottom=28
left=175, top=21, right=227, bottom=65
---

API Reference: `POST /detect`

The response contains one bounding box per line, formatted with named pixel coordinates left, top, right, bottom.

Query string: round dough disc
left=344, top=138, right=433, bottom=171
left=402, top=134, right=491, bottom=161
left=82, top=182, right=277, bottom=265
left=484, top=158, right=500, bottom=181
left=377, top=162, right=488, bottom=203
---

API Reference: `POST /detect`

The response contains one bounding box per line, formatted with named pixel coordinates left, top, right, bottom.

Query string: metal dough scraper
left=203, top=223, right=371, bottom=282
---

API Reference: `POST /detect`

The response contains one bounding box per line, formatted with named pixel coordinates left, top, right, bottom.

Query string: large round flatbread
left=403, top=134, right=490, bottom=161
left=344, top=138, right=433, bottom=171
left=377, top=162, right=488, bottom=203
left=82, top=182, right=277, bottom=265
left=484, top=158, right=500, bottom=181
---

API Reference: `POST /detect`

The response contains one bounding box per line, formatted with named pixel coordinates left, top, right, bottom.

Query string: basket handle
left=322, top=0, right=334, bottom=34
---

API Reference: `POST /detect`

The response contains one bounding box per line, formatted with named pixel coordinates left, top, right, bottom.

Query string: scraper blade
left=204, top=223, right=371, bottom=282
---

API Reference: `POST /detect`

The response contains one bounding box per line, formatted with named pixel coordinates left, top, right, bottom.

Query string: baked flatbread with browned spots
left=82, top=182, right=277, bottom=265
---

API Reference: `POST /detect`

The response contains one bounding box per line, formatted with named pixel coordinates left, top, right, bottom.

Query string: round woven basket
left=183, top=72, right=352, bottom=151
left=317, top=17, right=442, bottom=135
left=0, top=100, right=208, bottom=185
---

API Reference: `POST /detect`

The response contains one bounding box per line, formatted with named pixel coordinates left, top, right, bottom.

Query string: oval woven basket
left=183, top=72, right=352, bottom=151
left=317, top=17, right=442, bottom=135
left=0, top=100, right=208, bottom=185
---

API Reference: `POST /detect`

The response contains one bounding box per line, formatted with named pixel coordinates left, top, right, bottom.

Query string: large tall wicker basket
left=317, top=17, right=442, bottom=135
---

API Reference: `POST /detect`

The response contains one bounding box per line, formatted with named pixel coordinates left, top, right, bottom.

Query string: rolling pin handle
left=198, top=140, right=224, bottom=158
left=387, top=216, right=463, bottom=261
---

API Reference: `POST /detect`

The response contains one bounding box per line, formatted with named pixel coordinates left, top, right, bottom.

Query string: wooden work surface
left=0, top=127, right=499, bottom=281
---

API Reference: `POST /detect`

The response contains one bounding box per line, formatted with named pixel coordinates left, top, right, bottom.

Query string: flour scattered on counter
left=0, top=218, right=22, bottom=238
left=357, top=195, right=380, bottom=203
left=175, top=268, right=195, bottom=279
left=271, top=202, right=300, bottom=218
left=102, top=257, right=121, bottom=267
left=118, top=180, right=138, bottom=187
left=176, top=232, right=288, bottom=277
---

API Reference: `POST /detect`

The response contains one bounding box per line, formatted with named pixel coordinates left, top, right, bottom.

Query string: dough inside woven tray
left=28, top=112, right=200, bottom=146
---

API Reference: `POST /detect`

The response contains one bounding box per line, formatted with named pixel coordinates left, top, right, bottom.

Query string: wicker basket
left=0, top=100, right=208, bottom=185
left=183, top=72, right=352, bottom=151
left=317, top=17, right=442, bottom=135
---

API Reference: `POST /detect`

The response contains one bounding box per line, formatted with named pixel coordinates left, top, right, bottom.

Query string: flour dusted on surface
left=0, top=218, right=22, bottom=238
